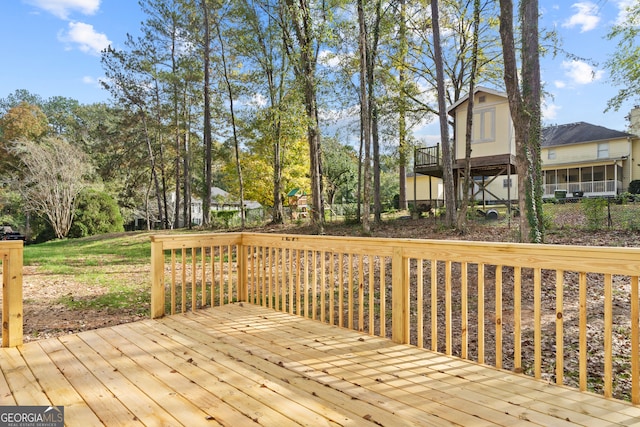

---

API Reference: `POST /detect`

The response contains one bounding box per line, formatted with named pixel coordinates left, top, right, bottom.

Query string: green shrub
left=69, top=189, right=124, bottom=238
left=581, top=197, right=607, bottom=230
left=629, top=180, right=640, bottom=194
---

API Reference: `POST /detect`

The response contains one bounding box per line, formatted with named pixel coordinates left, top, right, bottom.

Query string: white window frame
left=472, top=108, right=496, bottom=143
left=597, top=142, right=609, bottom=159
left=547, top=149, right=556, bottom=160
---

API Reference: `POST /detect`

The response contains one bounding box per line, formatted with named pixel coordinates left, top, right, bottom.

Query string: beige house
left=410, top=87, right=640, bottom=206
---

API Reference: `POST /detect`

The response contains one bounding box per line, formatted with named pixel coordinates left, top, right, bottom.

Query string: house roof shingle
left=541, top=122, right=633, bottom=147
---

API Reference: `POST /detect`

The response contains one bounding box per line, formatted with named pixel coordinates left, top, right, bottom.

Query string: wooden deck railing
left=0, top=241, right=23, bottom=347
left=150, top=232, right=640, bottom=404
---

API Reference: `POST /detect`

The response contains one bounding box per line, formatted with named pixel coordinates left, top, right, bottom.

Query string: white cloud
left=562, top=2, right=600, bottom=32
left=58, top=21, right=111, bottom=55
left=562, top=60, right=604, bottom=84
left=554, top=80, right=566, bottom=89
left=542, top=102, right=561, bottom=121
left=318, top=50, right=343, bottom=68
left=25, top=0, right=100, bottom=20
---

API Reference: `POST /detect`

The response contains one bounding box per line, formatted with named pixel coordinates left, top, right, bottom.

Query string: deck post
left=237, top=238, right=247, bottom=302
left=391, top=246, right=410, bottom=344
left=2, top=243, right=23, bottom=347
left=150, top=238, right=165, bottom=318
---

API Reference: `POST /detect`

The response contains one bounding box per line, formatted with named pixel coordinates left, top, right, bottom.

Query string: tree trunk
left=499, top=0, right=543, bottom=242
left=397, top=0, right=408, bottom=212
left=358, top=0, right=371, bottom=233
left=201, top=0, right=212, bottom=227
left=431, top=0, right=456, bottom=228
left=456, top=0, right=481, bottom=231
left=215, top=19, right=246, bottom=228
left=284, top=0, right=324, bottom=233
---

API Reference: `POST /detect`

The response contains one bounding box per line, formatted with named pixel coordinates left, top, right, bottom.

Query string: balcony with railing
left=544, top=180, right=622, bottom=198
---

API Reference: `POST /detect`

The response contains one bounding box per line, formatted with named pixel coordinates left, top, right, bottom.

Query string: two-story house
left=410, top=87, right=640, bottom=207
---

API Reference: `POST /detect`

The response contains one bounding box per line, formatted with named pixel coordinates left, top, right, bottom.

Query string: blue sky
left=0, top=0, right=638, bottom=138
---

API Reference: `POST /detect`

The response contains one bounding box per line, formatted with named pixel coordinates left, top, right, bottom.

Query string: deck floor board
left=1, top=303, right=640, bottom=426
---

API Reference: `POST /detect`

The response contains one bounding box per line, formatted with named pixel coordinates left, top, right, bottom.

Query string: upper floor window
left=547, top=149, right=556, bottom=160
left=597, top=142, right=609, bottom=159
left=472, top=108, right=495, bottom=143
left=503, top=178, right=512, bottom=188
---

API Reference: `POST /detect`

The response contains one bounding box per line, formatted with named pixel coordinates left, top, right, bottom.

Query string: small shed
left=287, top=188, right=308, bottom=219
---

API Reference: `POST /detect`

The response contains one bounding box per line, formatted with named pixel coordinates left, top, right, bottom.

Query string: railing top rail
left=151, top=232, right=243, bottom=250
left=152, top=232, right=640, bottom=276
left=0, top=240, right=24, bottom=255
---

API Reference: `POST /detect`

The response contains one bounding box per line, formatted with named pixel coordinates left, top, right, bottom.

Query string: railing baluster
left=182, top=248, right=187, bottom=313
left=556, top=269, right=564, bottom=386
left=431, top=259, right=437, bottom=352
left=368, top=255, right=374, bottom=335
left=605, top=273, right=613, bottom=398
left=171, top=249, right=176, bottom=315
left=321, top=251, right=326, bottom=323
left=313, top=251, right=318, bottom=321
left=191, top=247, right=197, bottom=312
left=446, top=260, right=452, bottom=356
left=514, top=266, right=522, bottom=373
left=417, top=259, right=423, bottom=348
left=534, top=267, right=542, bottom=379
left=461, top=262, right=468, bottom=359
left=339, top=253, right=344, bottom=328
left=579, top=271, right=587, bottom=392
left=478, top=263, right=485, bottom=364
left=329, top=253, right=335, bottom=326
left=380, top=259, right=386, bottom=338
left=495, top=265, right=502, bottom=368
left=348, top=254, right=354, bottom=329
left=359, top=255, right=364, bottom=332
left=632, top=275, right=639, bottom=404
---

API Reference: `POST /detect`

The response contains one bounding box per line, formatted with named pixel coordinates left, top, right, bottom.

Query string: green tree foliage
left=605, top=2, right=640, bottom=112
left=322, top=137, right=358, bottom=206
left=69, top=189, right=125, bottom=238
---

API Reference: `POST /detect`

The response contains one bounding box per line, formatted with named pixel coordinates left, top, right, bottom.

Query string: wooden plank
left=0, top=354, right=16, bottom=405
left=59, top=333, right=181, bottom=426
left=38, top=338, right=143, bottom=426
left=195, top=306, right=537, bottom=426
left=19, top=342, right=103, bottom=426
left=86, top=328, right=219, bottom=426
left=0, top=347, right=49, bottom=405
left=148, top=318, right=343, bottom=426
left=163, top=312, right=442, bottom=425
left=115, top=322, right=310, bottom=426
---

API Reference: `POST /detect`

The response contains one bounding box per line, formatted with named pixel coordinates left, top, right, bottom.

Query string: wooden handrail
left=1, top=241, right=23, bottom=347
left=150, top=232, right=640, bottom=404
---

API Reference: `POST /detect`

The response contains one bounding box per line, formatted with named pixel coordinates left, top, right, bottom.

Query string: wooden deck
left=2, top=304, right=640, bottom=426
